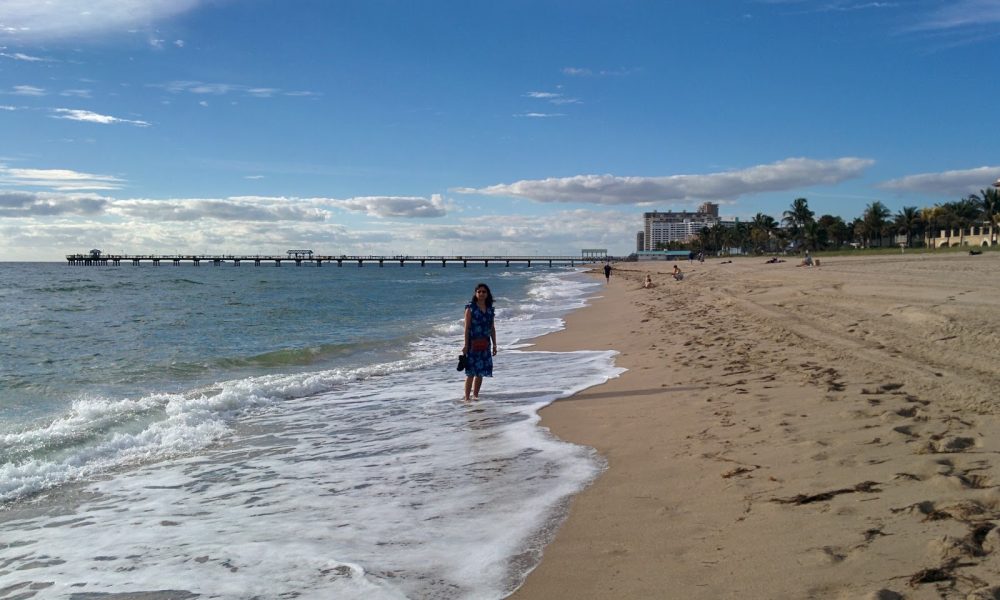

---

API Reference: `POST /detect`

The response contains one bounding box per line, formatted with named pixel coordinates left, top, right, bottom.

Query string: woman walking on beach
left=462, top=283, right=497, bottom=401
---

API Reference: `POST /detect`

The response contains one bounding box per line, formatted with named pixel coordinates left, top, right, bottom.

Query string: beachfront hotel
left=640, top=202, right=722, bottom=250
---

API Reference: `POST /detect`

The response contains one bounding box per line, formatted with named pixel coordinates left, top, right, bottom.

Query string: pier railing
left=65, top=254, right=605, bottom=267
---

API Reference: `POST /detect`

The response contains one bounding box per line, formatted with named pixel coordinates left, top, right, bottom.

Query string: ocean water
left=0, top=262, right=622, bottom=599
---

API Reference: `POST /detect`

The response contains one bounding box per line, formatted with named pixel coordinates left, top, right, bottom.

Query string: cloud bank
left=1, top=192, right=629, bottom=261
left=0, top=0, right=202, bottom=42
left=334, top=195, right=447, bottom=218
left=0, top=190, right=449, bottom=222
left=878, top=165, right=1000, bottom=197
left=0, top=190, right=108, bottom=216
left=457, top=157, right=874, bottom=205
left=0, top=165, right=125, bottom=190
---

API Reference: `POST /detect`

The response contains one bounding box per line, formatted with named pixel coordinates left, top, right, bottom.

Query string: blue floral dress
left=464, top=302, right=494, bottom=377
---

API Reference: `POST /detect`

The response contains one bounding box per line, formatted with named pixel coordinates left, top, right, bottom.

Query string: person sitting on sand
left=643, top=274, right=655, bottom=289
left=672, top=265, right=683, bottom=281
left=797, top=250, right=814, bottom=267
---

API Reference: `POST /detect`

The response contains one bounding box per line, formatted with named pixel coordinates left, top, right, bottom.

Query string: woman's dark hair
left=470, top=283, right=494, bottom=308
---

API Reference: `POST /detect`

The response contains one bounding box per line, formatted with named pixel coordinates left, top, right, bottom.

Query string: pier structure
left=65, top=253, right=601, bottom=268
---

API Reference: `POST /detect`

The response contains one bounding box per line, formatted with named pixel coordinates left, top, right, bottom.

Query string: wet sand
left=513, top=252, right=1000, bottom=600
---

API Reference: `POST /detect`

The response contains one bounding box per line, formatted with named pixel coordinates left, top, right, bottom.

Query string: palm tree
left=750, top=213, right=779, bottom=253
left=977, top=187, right=1000, bottom=226
left=709, top=223, right=727, bottom=255
left=862, top=201, right=891, bottom=247
left=940, top=197, right=983, bottom=246
left=893, top=206, right=921, bottom=248
left=782, top=197, right=815, bottom=249
left=696, top=226, right=712, bottom=254
left=921, top=206, right=945, bottom=248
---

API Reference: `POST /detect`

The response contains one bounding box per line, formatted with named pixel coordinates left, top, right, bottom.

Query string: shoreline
left=514, top=253, right=1000, bottom=599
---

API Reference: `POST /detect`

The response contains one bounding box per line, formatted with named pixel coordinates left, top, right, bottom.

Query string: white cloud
left=456, top=157, right=874, bottom=205
left=52, top=108, right=150, bottom=127
left=524, top=91, right=581, bottom=105
left=0, top=51, right=50, bottom=61
left=0, top=189, right=448, bottom=222
left=0, top=190, right=108, bottom=216
left=0, top=105, right=16, bottom=111
left=247, top=88, right=279, bottom=98
left=0, top=164, right=125, bottom=190
left=60, top=89, right=92, bottom=98
left=335, top=195, right=447, bottom=218
left=0, top=218, right=360, bottom=261
left=562, top=66, right=637, bottom=77
left=396, top=208, right=638, bottom=256
left=174, top=39, right=185, bottom=48
left=905, top=0, right=1000, bottom=31
left=183, top=82, right=235, bottom=95
left=878, top=165, right=1000, bottom=197
left=0, top=0, right=202, bottom=42
left=110, top=198, right=329, bottom=222
left=12, top=85, right=45, bottom=96
left=157, top=81, right=319, bottom=99
left=513, top=112, right=565, bottom=118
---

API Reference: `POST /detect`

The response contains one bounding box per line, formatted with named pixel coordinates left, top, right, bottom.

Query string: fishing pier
left=66, top=249, right=609, bottom=268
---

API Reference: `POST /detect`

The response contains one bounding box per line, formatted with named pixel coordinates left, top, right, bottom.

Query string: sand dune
left=513, top=253, right=1000, bottom=600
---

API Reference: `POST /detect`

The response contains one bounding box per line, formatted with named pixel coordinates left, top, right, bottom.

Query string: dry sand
left=512, top=252, right=1000, bottom=600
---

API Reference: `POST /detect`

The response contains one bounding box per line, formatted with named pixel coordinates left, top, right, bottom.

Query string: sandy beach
left=513, top=253, right=1000, bottom=600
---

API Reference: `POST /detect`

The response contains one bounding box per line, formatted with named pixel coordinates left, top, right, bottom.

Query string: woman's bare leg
left=472, top=376, right=483, bottom=399
left=464, top=376, right=473, bottom=401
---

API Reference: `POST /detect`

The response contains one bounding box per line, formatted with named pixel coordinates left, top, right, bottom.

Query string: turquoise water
left=0, top=262, right=622, bottom=599
left=1, top=263, right=469, bottom=422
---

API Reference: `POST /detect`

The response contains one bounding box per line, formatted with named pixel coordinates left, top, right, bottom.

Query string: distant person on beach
left=643, top=274, right=655, bottom=289
left=603, top=263, right=612, bottom=283
left=672, top=264, right=684, bottom=281
left=462, top=283, right=497, bottom=401
left=798, top=250, right=814, bottom=267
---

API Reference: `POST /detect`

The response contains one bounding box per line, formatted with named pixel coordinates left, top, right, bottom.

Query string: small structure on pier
left=89, top=249, right=103, bottom=259
left=581, top=248, right=608, bottom=261
left=286, top=249, right=314, bottom=258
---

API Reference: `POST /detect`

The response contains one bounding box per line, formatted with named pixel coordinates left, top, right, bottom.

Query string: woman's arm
left=463, top=307, right=472, bottom=354
left=491, top=319, right=497, bottom=356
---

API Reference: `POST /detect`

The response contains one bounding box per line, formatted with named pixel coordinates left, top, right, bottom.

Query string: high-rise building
left=641, top=203, right=721, bottom=250
left=698, top=202, right=719, bottom=218
left=636, top=232, right=644, bottom=252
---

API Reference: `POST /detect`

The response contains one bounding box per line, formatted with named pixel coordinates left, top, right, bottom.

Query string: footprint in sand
left=924, top=436, right=978, bottom=454
left=804, top=545, right=846, bottom=565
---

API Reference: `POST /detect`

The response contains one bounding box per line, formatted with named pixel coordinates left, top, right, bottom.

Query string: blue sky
left=2, top=0, right=999, bottom=259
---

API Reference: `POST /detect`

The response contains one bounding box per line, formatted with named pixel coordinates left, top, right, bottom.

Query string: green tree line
left=656, top=187, right=1000, bottom=255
